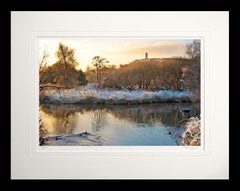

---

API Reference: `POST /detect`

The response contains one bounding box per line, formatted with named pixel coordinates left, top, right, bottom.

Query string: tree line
left=100, top=58, right=189, bottom=90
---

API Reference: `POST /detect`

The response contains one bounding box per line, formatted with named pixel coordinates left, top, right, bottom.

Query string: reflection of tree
left=39, top=116, right=48, bottom=138
left=108, top=103, right=200, bottom=127
left=40, top=104, right=109, bottom=136
left=40, top=104, right=78, bottom=119
left=52, top=115, right=76, bottom=136
left=40, top=104, right=79, bottom=136
left=91, top=109, right=107, bottom=131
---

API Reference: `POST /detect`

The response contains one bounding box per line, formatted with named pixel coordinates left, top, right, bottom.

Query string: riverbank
left=182, top=117, right=201, bottom=146
left=40, top=85, right=196, bottom=105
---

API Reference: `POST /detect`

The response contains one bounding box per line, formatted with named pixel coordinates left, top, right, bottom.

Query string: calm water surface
left=39, top=103, right=200, bottom=146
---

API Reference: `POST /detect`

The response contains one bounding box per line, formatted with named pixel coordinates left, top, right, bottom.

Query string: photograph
left=11, top=11, right=229, bottom=179
left=39, top=38, right=201, bottom=146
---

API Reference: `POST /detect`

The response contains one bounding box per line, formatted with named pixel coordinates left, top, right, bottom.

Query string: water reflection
left=39, top=103, right=200, bottom=146
left=91, top=108, right=107, bottom=132
left=108, top=103, right=200, bottom=127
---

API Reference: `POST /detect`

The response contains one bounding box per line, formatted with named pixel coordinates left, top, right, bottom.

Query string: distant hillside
left=122, top=57, right=188, bottom=68
left=133, top=58, right=172, bottom=62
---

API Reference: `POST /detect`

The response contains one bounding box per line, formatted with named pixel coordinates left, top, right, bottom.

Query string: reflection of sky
left=39, top=38, right=196, bottom=71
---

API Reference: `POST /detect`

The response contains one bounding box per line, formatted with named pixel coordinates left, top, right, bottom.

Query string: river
left=39, top=103, right=200, bottom=146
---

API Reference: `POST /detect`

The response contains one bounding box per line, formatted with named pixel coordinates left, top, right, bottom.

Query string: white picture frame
left=11, top=11, right=229, bottom=179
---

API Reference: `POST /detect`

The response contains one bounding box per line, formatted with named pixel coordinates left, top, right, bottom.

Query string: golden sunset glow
left=39, top=38, right=194, bottom=71
left=39, top=38, right=201, bottom=146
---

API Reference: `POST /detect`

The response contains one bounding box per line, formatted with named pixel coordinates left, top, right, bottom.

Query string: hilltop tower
left=145, top=52, right=148, bottom=59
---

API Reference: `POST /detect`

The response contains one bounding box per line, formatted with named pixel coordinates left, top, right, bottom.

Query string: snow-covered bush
left=40, top=85, right=194, bottom=104
left=182, top=117, right=201, bottom=146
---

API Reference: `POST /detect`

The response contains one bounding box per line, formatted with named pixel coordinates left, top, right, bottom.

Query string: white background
left=11, top=11, right=229, bottom=179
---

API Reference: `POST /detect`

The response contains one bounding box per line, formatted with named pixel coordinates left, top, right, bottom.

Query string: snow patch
left=41, top=85, right=194, bottom=103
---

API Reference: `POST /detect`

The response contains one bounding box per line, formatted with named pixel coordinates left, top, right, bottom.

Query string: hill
left=121, top=57, right=188, bottom=69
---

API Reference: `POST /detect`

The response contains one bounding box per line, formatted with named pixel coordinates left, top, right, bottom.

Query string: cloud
left=113, top=41, right=187, bottom=57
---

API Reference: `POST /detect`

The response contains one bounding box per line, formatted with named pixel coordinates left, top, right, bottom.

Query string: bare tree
left=91, top=56, right=109, bottom=85
left=184, top=40, right=201, bottom=100
left=39, top=49, right=49, bottom=72
left=39, top=50, right=50, bottom=85
left=185, top=40, right=201, bottom=59
left=55, top=43, right=79, bottom=88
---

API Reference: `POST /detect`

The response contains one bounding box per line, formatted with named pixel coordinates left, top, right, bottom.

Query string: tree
left=39, top=66, right=55, bottom=85
left=54, top=43, right=79, bottom=88
left=91, top=56, right=109, bottom=84
left=77, top=70, right=88, bottom=85
left=40, top=43, right=82, bottom=88
left=39, top=49, right=50, bottom=85
left=50, top=61, right=79, bottom=88
left=185, top=40, right=200, bottom=59
left=184, top=40, right=201, bottom=100
left=39, top=49, right=49, bottom=72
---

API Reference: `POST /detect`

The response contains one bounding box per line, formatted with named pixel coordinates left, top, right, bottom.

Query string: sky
left=39, top=38, right=195, bottom=71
